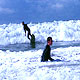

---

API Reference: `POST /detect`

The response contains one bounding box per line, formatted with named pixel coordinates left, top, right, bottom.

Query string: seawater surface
left=0, top=41, right=80, bottom=51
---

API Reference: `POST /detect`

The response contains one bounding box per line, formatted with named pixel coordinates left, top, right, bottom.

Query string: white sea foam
left=0, top=47, right=80, bottom=80
left=0, top=20, right=80, bottom=45
left=0, top=20, right=80, bottom=80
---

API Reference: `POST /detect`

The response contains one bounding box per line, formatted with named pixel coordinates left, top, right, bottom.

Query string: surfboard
left=52, top=59, right=70, bottom=62
left=53, top=59, right=62, bottom=62
left=30, top=34, right=35, bottom=48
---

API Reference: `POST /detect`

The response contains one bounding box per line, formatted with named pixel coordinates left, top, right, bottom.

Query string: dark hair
left=22, top=21, right=24, bottom=24
left=47, top=37, right=52, bottom=42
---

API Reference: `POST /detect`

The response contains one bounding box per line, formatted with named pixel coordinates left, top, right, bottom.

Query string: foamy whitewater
left=0, top=20, right=80, bottom=80
left=0, top=20, right=80, bottom=45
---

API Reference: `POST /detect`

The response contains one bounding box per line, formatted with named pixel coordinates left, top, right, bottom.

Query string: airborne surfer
left=22, top=21, right=32, bottom=40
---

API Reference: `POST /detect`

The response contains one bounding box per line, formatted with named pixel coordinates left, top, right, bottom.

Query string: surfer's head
left=47, top=37, right=53, bottom=45
left=22, top=21, right=24, bottom=25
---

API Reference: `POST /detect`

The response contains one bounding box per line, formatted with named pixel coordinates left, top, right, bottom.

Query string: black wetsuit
left=23, top=24, right=31, bottom=40
left=41, top=45, right=54, bottom=62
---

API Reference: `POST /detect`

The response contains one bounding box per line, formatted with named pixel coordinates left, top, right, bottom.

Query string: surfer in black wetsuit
left=41, top=37, right=54, bottom=62
left=22, top=21, right=32, bottom=40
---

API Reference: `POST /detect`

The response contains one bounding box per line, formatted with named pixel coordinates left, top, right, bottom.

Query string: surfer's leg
left=27, top=32, right=30, bottom=40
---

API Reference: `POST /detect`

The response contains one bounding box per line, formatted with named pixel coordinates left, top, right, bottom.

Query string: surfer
left=41, top=37, right=54, bottom=62
left=22, top=21, right=32, bottom=40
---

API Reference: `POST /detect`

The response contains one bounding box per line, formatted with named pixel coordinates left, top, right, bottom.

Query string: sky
left=0, top=0, right=80, bottom=24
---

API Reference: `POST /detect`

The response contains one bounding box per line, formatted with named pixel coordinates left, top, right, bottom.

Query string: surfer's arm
left=49, top=56, right=54, bottom=61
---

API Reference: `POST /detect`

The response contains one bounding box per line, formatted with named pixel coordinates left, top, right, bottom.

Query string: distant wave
left=0, top=20, right=80, bottom=45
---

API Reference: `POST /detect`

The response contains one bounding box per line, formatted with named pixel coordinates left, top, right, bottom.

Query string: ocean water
left=0, top=41, right=80, bottom=52
left=0, top=20, right=80, bottom=80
